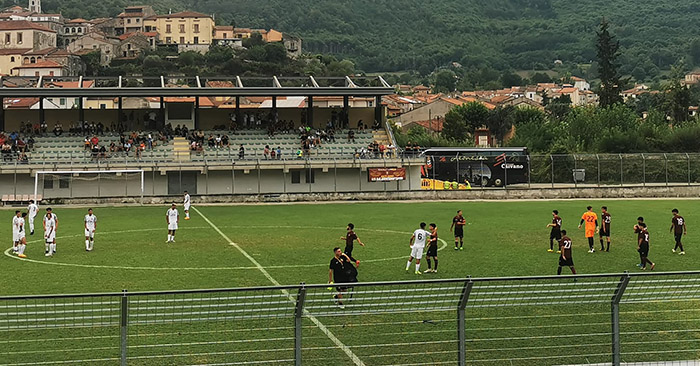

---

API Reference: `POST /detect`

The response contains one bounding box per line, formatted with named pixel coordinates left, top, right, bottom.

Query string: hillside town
left=0, top=0, right=301, bottom=77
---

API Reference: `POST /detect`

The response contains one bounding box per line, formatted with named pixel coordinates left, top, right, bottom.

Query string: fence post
left=641, top=154, right=646, bottom=187
left=527, top=155, right=531, bottom=188
left=611, top=274, right=630, bottom=366
left=619, top=154, right=623, bottom=186
left=596, top=154, right=601, bottom=187
left=550, top=155, right=554, bottom=188
left=664, top=153, right=668, bottom=186
left=458, top=279, right=474, bottom=366
left=573, top=155, right=577, bottom=188
left=120, top=289, right=128, bottom=366
left=295, top=284, right=307, bottom=366
left=687, top=153, right=691, bottom=186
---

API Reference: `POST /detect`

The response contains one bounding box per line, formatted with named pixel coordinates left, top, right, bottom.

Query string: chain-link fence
left=1, top=272, right=700, bottom=366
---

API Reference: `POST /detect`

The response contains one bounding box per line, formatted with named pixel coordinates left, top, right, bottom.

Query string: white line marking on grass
left=4, top=226, right=445, bottom=271
left=192, top=206, right=366, bottom=366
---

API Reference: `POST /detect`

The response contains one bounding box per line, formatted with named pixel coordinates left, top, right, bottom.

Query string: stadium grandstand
left=0, top=75, right=426, bottom=202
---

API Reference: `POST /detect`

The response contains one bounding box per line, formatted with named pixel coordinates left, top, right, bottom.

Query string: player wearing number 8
left=578, top=206, right=599, bottom=253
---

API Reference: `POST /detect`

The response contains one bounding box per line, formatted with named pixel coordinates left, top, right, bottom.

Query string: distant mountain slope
left=10, top=0, right=700, bottom=72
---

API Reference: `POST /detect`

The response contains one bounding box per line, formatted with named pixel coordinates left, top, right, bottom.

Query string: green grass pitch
left=0, top=200, right=699, bottom=365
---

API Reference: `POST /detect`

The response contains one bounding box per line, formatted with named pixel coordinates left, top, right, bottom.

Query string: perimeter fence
left=1, top=271, right=700, bottom=366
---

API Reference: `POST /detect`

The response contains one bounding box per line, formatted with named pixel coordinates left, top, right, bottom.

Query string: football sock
left=186, top=213, right=190, bottom=218
left=606, top=242, right=610, bottom=251
left=415, top=263, right=420, bottom=271
left=600, top=239, right=604, bottom=250
left=557, top=266, right=562, bottom=275
left=406, top=261, right=411, bottom=270
left=455, top=240, right=459, bottom=248
left=426, top=259, right=432, bottom=269
left=18, top=244, right=25, bottom=254
left=433, top=259, right=438, bottom=270
left=85, top=240, right=90, bottom=250
left=549, top=239, right=554, bottom=250
left=571, top=267, right=577, bottom=274
left=49, top=244, right=56, bottom=253
left=674, top=242, right=679, bottom=250
left=460, top=241, right=463, bottom=248
left=679, top=244, right=684, bottom=251
left=588, top=238, right=594, bottom=250
left=45, top=243, right=49, bottom=253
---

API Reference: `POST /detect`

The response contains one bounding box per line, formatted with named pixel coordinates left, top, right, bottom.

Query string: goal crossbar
left=34, top=169, right=145, bottom=202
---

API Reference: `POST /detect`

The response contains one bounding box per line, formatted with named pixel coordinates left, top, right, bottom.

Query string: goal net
left=34, top=169, right=145, bottom=202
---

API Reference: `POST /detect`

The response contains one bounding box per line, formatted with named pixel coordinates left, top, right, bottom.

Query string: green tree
left=442, top=105, right=470, bottom=142
left=663, top=60, right=692, bottom=123
left=500, top=72, right=523, bottom=87
left=596, top=19, right=623, bottom=108
left=690, top=38, right=700, bottom=66
left=433, top=70, right=456, bottom=93
left=327, top=59, right=355, bottom=76
left=545, top=95, right=572, bottom=120
left=242, top=33, right=265, bottom=48
left=80, top=51, right=102, bottom=77
left=487, top=105, right=516, bottom=144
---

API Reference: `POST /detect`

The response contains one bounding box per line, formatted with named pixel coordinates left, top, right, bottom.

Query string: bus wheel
left=493, top=178, right=503, bottom=187
left=481, top=177, right=490, bottom=187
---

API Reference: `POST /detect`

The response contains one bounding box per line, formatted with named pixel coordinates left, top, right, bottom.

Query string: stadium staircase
left=172, top=137, right=191, bottom=162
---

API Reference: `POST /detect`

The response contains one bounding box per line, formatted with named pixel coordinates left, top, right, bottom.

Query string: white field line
left=192, top=206, right=366, bottom=366
left=3, top=226, right=446, bottom=271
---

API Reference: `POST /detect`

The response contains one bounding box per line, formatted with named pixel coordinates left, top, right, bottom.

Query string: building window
left=16, top=32, right=22, bottom=44
left=10, top=56, right=14, bottom=62
left=64, top=27, right=68, bottom=33
left=136, top=18, right=140, bottom=23
left=34, top=71, right=39, bottom=77
left=223, top=32, right=227, bottom=38
left=58, top=176, right=69, bottom=189
left=165, top=37, right=172, bottom=43
left=193, top=36, right=198, bottom=44
left=100, top=104, right=106, bottom=109
left=5, top=33, right=10, bottom=44
left=43, top=177, right=54, bottom=189
left=194, top=24, right=199, bottom=33
left=49, top=71, right=54, bottom=76
left=77, top=28, right=82, bottom=33
left=305, top=169, right=315, bottom=184
left=23, top=57, right=28, bottom=63
left=30, top=57, right=36, bottom=63
left=59, top=98, right=65, bottom=105
left=166, top=24, right=171, bottom=33
left=127, top=19, right=131, bottom=24
left=179, top=24, right=185, bottom=33
left=291, top=171, right=301, bottom=184
left=179, top=36, right=185, bottom=44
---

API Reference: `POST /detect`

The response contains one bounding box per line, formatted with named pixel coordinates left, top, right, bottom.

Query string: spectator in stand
left=263, top=145, right=270, bottom=160
left=26, top=136, right=34, bottom=150
left=18, top=151, right=28, bottom=164
left=207, top=135, right=215, bottom=148
left=99, top=145, right=107, bottom=159
left=221, top=134, right=230, bottom=148
left=174, top=125, right=182, bottom=136
left=276, top=146, right=282, bottom=159
left=238, top=144, right=245, bottom=160
left=90, top=136, right=99, bottom=147
left=147, top=134, right=153, bottom=150
left=53, top=123, right=63, bottom=136
left=347, top=129, right=356, bottom=143
left=84, top=137, right=91, bottom=150
left=40, top=121, right=48, bottom=135
left=91, top=144, right=99, bottom=161
left=270, top=148, right=276, bottom=159
left=215, top=134, right=222, bottom=148
left=109, top=142, right=117, bottom=154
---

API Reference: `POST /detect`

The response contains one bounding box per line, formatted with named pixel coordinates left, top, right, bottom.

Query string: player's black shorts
left=550, top=230, right=562, bottom=240
left=638, top=243, right=649, bottom=257
left=559, top=256, right=574, bottom=267
left=675, top=233, right=683, bottom=244
left=454, top=229, right=464, bottom=239
left=426, top=245, right=438, bottom=257
left=599, top=227, right=611, bottom=237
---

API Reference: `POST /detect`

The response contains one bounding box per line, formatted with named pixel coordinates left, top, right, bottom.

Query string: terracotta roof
left=215, top=26, right=234, bottom=31
left=23, top=47, right=58, bottom=56
left=67, top=18, right=88, bottom=23
left=118, top=12, right=145, bottom=18
left=13, top=60, right=62, bottom=69
left=158, top=11, right=211, bottom=19
left=560, top=87, right=578, bottom=94
left=5, top=97, right=38, bottom=108
left=0, top=20, right=55, bottom=32
left=206, top=81, right=235, bottom=88
left=0, top=48, right=31, bottom=55
left=45, top=80, right=95, bottom=88
left=405, top=119, right=444, bottom=133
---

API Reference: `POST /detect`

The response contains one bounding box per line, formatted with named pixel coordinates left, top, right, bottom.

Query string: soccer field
left=1, top=199, right=699, bottom=295
left=1, top=200, right=700, bottom=366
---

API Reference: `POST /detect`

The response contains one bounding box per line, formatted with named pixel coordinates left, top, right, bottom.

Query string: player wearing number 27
left=578, top=206, right=599, bottom=253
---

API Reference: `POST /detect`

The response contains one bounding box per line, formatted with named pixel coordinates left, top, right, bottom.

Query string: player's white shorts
left=85, top=229, right=95, bottom=238
left=12, top=231, right=20, bottom=242
left=184, top=204, right=191, bottom=211
left=45, top=232, right=56, bottom=243
left=168, top=223, right=178, bottom=231
left=410, top=245, right=425, bottom=260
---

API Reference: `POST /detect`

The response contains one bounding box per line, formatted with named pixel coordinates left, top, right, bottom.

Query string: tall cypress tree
left=596, top=19, right=623, bottom=108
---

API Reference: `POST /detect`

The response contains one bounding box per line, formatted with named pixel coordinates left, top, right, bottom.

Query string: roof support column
left=194, top=96, right=200, bottom=130
left=78, top=96, right=84, bottom=124
left=306, top=96, right=313, bottom=127
left=374, top=95, right=383, bottom=125
left=39, top=97, right=45, bottom=125
left=0, top=97, right=4, bottom=132
left=235, top=96, right=241, bottom=126
left=343, top=95, right=349, bottom=129
left=117, top=96, right=123, bottom=128
left=159, top=96, right=165, bottom=130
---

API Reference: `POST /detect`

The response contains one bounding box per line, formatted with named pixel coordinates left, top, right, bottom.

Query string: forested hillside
left=4, top=0, right=700, bottom=74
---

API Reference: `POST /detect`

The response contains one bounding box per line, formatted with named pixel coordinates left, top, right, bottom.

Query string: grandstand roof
left=0, top=76, right=394, bottom=98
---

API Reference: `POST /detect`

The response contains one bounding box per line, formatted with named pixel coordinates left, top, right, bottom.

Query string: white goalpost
left=34, top=169, right=146, bottom=203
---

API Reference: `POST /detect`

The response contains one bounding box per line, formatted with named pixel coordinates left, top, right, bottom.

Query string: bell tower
left=28, top=0, right=41, bottom=13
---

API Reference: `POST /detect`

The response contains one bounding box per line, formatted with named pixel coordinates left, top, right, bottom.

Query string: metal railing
left=1, top=271, right=700, bottom=365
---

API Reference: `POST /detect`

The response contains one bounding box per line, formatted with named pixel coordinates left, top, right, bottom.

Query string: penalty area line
left=191, top=206, right=366, bottom=366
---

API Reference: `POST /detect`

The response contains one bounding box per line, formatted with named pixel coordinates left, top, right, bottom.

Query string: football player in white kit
left=43, top=207, right=58, bottom=257
left=84, top=208, right=97, bottom=251
left=405, top=222, right=431, bottom=275
left=12, top=211, right=28, bottom=258
left=166, top=203, right=179, bottom=243
left=27, top=199, right=38, bottom=235
left=183, top=191, right=191, bottom=220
